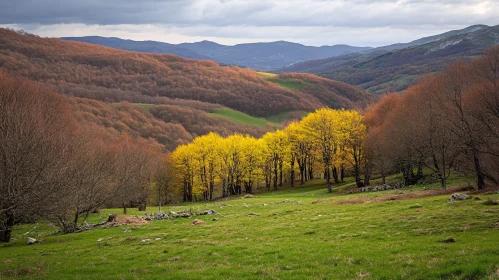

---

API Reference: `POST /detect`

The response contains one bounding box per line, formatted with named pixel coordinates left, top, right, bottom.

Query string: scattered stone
left=242, top=194, right=254, bottom=199
left=262, top=203, right=267, bottom=206
left=243, top=204, right=249, bottom=208
left=483, top=199, right=499, bottom=206
left=141, top=239, right=151, bottom=243
left=170, top=211, right=191, bottom=218
left=154, top=238, right=161, bottom=241
left=97, top=238, right=104, bottom=242
left=439, top=237, right=456, bottom=243
left=198, top=209, right=217, bottom=215
left=192, top=219, right=206, bottom=225
left=447, top=193, right=471, bottom=202
left=27, top=237, right=38, bottom=245
left=123, top=228, right=131, bottom=233
left=297, top=201, right=303, bottom=205
left=155, top=211, right=169, bottom=219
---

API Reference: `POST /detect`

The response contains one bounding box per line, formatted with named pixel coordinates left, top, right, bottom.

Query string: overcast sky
left=1, top=0, right=498, bottom=47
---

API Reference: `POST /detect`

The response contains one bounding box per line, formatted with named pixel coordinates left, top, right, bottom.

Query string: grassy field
left=257, top=72, right=308, bottom=91
left=209, top=108, right=275, bottom=127
left=1, top=176, right=498, bottom=279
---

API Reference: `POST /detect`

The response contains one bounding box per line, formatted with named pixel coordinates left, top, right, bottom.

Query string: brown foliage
left=0, top=28, right=373, bottom=117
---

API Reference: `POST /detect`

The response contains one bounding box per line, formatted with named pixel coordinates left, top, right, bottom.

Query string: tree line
left=0, top=72, right=165, bottom=242
left=170, top=45, right=499, bottom=201
left=170, top=108, right=368, bottom=201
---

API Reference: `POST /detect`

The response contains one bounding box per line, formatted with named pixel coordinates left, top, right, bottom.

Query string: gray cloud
left=1, top=0, right=498, bottom=46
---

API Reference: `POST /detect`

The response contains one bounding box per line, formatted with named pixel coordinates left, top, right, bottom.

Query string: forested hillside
left=0, top=28, right=375, bottom=118
left=62, top=36, right=371, bottom=70
left=282, top=25, right=499, bottom=94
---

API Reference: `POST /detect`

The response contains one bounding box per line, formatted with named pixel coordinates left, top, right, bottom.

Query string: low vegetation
left=1, top=176, right=498, bottom=279
left=208, top=108, right=272, bottom=127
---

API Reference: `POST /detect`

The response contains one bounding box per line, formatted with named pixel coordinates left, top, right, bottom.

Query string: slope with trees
left=282, top=25, right=499, bottom=94
left=0, top=28, right=375, bottom=118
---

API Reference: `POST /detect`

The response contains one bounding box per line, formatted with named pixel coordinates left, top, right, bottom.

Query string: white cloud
left=1, top=0, right=498, bottom=46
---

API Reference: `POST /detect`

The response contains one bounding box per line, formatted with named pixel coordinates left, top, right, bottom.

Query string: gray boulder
left=448, top=193, right=471, bottom=202
left=27, top=237, right=38, bottom=245
left=197, top=209, right=217, bottom=215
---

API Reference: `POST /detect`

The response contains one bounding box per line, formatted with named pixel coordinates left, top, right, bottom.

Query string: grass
left=1, top=175, right=499, bottom=279
left=257, top=72, right=309, bottom=91
left=264, top=111, right=307, bottom=124
left=209, top=108, right=272, bottom=127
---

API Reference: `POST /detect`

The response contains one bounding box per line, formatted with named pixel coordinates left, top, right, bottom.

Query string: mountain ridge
left=281, top=24, right=499, bottom=94
left=61, top=36, right=371, bottom=70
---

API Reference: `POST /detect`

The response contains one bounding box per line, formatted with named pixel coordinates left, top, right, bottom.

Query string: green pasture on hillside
left=1, top=174, right=498, bottom=279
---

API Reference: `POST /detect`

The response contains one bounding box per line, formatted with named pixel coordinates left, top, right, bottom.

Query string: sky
left=1, top=0, right=498, bottom=47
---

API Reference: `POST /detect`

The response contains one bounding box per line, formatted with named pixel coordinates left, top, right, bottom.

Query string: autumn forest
left=1, top=23, right=499, bottom=279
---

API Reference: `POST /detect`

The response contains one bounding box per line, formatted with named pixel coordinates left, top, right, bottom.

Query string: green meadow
left=209, top=107, right=273, bottom=127
left=1, top=175, right=498, bottom=280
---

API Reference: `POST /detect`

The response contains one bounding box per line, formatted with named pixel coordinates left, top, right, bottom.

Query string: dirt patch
left=311, top=198, right=324, bottom=204
left=116, top=215, right=148, bottom=225
left=192, top=219, right=206, bottom=225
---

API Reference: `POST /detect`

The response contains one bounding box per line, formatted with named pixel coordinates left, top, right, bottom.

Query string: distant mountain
left=375, top=24, right=490, bottom=51
left=281, top=25, right=499, bottom=94
left=61, top=36, right=211, bottom=60
left=178, top=41, right=372, bottom=70
left=61, top=36, right=371, bottom=70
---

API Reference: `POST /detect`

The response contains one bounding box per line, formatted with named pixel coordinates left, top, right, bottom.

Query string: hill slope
left=61, top=36, right=211, bottom=60
left=61, top=36, right=371, bottom=70
left=0, top=28, right=375, bottom=116
left=282, top=25, right=499, bottom=94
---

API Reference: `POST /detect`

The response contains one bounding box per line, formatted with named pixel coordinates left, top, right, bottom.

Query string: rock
left=170, top=211, right=191, bottom=218
left=155, top=211, right=169, bottom=219
left=97, top=238, right=104, bottom=242
left=297, top=201, right=303, bottom=205
left=262, top=204, right=267, bottom=206
left=242, top=194, right=254, bottom=199
left=27, top=237, right=38, bottom=245
left=212, top=218, right=218, bottom=221
left=141, top=239, right=151, bottom=242
left=483, top=199, right=498, bottom=206
left=192, top=219, right=205, bottom=225
left=154, top=238, right=161, bottom=241
left=447, top=193, right=471, bottom=202
left=198, top=209, right=217, bottom=215
left=439, top=237, right=456, bottom=243
left=123, top=228, right=131, bottom=233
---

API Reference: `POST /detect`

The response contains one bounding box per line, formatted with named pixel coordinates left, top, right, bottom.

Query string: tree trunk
left=279, top=160, right=283, bottom=187
left=340, top=165, right=345, bottom=183
left=326, top=166, right=332, bottom=193
left=473, top=154, right=486, bottom=190
left=0, top=213, right=14, bottom=243
left=332, top=167, right=339, bottom=183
